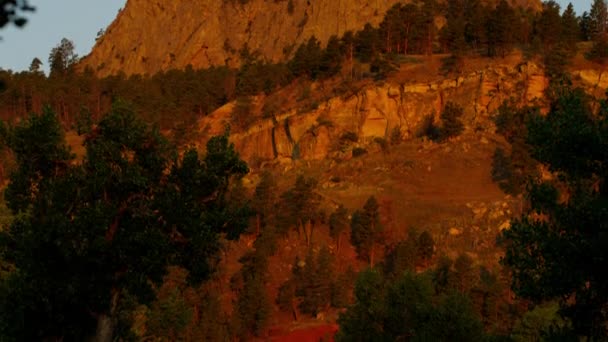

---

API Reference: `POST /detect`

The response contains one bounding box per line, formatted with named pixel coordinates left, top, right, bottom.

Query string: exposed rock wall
left=81, top=0, right=401, bottom=76
left=197, top=62, right=551, bottom=164
left=81, top=0, right=542, bottom=76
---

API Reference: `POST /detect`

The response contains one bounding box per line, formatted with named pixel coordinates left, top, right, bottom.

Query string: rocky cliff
left=82, top=0, right=401, bottom=76
left=81, top=0, right=542, bottom=76
left=196, top=60, right=550, bottom=165
left=195, top=61, right=604, bottom=166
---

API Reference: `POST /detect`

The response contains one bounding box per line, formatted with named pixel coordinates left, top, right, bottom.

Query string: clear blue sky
left=0, top=0, right=126, bottom=73
left=0, top=0, right=597, bottom=73
left=556, top=0, right=593, bottom=14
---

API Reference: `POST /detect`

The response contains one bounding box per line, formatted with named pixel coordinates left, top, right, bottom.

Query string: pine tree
left=561, top=3, right=581, bottom=53
left=28, top=57, right=43, bottom=73
left=590, top=0, right=608, bottom=38
left=0, top=105, right=250, bottom=340
left=417, top=231, right=435, bottom=263
left=439, top=101, right=465, bottom=141
left=329, top=205, right=349, bottom=252
left=251, top=171, right=276, bottom=235
left=536, top=1, right=563, bottom=51
left=278, top=175, right=319, bottom=244
left=48, top=38, right=78, bottom=77
left=441, top=0, right=467, bottom=54
left=486, top=0, right=515, bottom=57
left=350, top=196, right=383, bottom=266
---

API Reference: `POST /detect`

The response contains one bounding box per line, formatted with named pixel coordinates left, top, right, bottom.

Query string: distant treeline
left=0, top=0, right=606, bottom=129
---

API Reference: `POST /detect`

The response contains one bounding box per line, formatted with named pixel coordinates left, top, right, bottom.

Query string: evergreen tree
left=350, top=196, right=383, bottom=266
left=251, top=170, right=276, bottom=235
left=416, top=0, right=440, bottom=55
left=536, top=1, right=563, bottom=51
left=384, top=239, right=417, bottom=279
left=299, top=246, right=334, bottom=316
left=500, top=86, right=608, bottom=339
left=486, top=0, right=515, bottom=57
left=28, top=57, right=42, bottom=73
left=278, top=175, right=319, bottom=244
left=417, top=230, right=435, bottom=263
left=400, top=3, right=420, bottom=55
left=439, top=101, right=465, bottom=141
left=580, top=11, right=593, bottom=41
left=336, top=268, right=387, bottom=341
left=234, top=274, right=271, bottom=339
left=590, top=0, right=608, bottom=38
left=0, top=0, right=34, bottom=28
left=48, top=38, right=78, bottom=77
left=561, top=3, right=580, bottom=53
left=354, top=23, right=379, bottom=63
left=441, top=0, right=467, bottom=54
left=329, top=204, right=349, bottom=252
left=0, top=105, right=250, bottom=340
left=464, top=0, right=487, bottom=51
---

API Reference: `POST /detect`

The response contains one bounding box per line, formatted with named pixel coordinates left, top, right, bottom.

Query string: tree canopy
left=500, top=87, right=608, bottom=339
left=0, top=0, right=34, bottom=28
left=0, top=104, right=250, bottom=340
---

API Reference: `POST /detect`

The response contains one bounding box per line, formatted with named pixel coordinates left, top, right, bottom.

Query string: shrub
left=340, top=131, right=359, bottom=143
left=417, top=114, right=441, bottom=141
left=352, top=147, right=367, bottom=157
left=439, top=102, right=464, bottom=140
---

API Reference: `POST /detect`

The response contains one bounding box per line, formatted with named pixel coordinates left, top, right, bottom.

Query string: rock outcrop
left=81, top=0, right=542, bottom=76
left=81, top=0, right=401, bottom=76
left=196, top=61, right=551, bottom=164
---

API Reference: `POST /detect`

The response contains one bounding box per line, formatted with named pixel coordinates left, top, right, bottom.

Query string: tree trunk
left=93, top=290, right=119, bottom=342
left=94, top=315, right=114, bottom=342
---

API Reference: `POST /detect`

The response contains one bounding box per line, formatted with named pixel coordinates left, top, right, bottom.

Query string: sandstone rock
left=449, top=228, right=463, bottom=236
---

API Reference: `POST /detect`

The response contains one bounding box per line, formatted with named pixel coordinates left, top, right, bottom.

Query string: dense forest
left=0, top=0, right=608, bottom=341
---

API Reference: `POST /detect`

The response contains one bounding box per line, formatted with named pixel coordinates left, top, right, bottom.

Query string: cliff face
left=82, top=0, right=401, bottom=76
left=82, top=0, right=542, bottom=76
left=196, top=61, right=551, bottom=165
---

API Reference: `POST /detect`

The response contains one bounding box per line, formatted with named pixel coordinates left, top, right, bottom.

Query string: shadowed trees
left=0, top=104, right=250, bottom=341
left=500, top=87, right=608, bottom=339
left=0, top=0, right=34, bottom=28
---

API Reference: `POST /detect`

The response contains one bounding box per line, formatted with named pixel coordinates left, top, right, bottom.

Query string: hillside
left=80, top=0, right=542, bottom=76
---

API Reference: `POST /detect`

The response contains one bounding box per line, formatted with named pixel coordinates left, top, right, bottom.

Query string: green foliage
left=350, top=196, right=383, bottom=265
left=146, top=288, right=193, bottom=340
left=277, top=175, right=319, bottom=243
left=48, top=38, right=78, bottom=77
left=234, top=274, right=270, bottom=339
left=492, top=147, right=516, bottom=194
left=337, top=268, right=484, bottom=342
left=298, top=246, right=334, bottom=316
left=500, top=86, right=608, bottom=339
left=278, top=246, right=339, bottom=318
left=251, top=170, right=277, bottom=234
left=335, top=268, right=387, bottom=341
left=0, top=0, right=34, bottom=28
left=492, top=102, right=539, bottom=194
left=0, top=106, right=250, bottom=340
left=331, top=266, right=356, bottom=309
left=384, top=238, right=417, bottom=279
left=329, top=205, right=348, bottom=251
left=417, top=230, right=435, bottom=262
left=486, top=0, right=515, bottom=57
left=439, top=102, right=465, bottom=141
left=511, top=302, right=571, bottom=342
